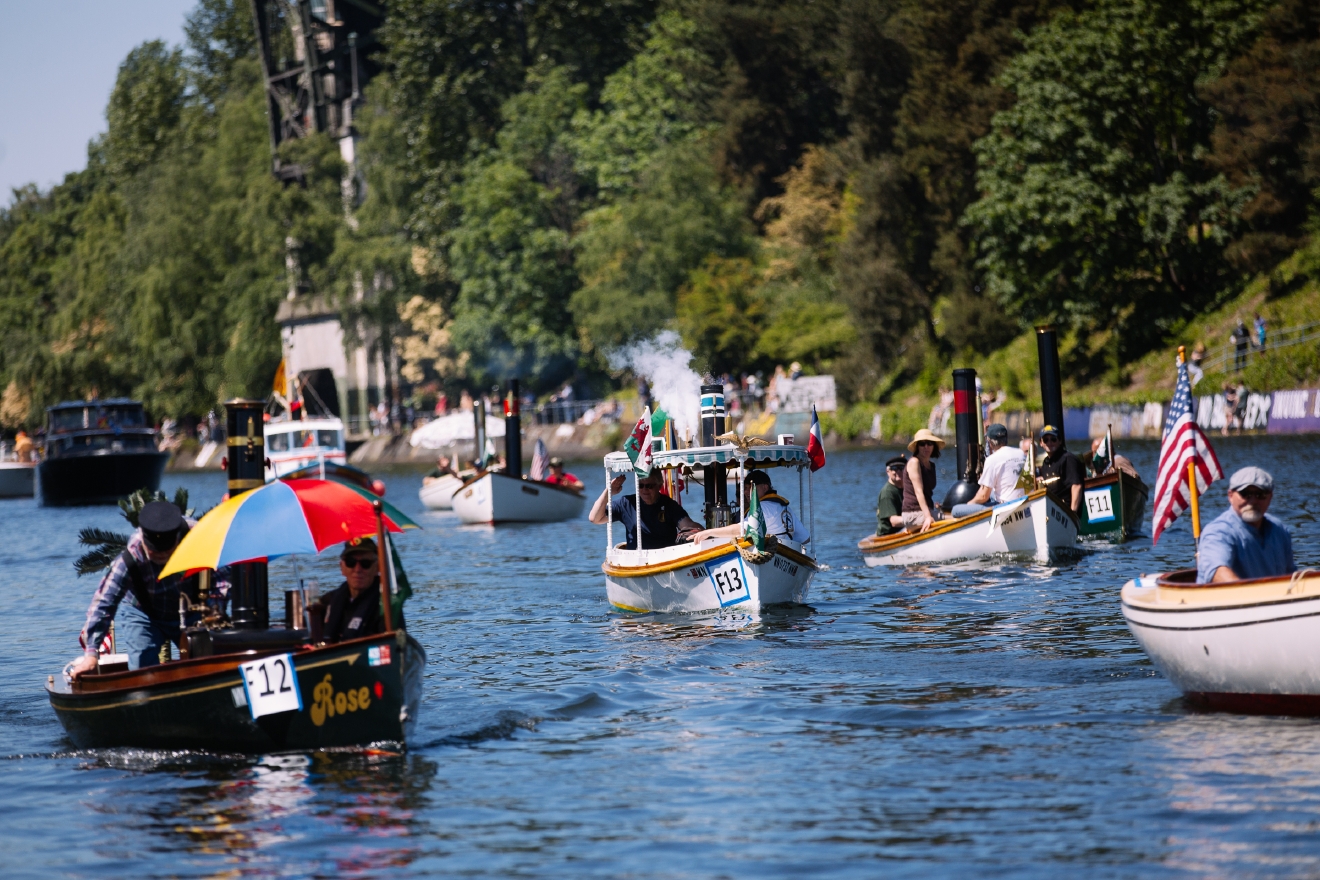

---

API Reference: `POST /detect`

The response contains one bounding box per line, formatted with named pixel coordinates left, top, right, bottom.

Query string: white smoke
left=609, top=331, right=703, bottom=439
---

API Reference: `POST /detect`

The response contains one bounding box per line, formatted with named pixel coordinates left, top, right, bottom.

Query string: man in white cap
left=1197, top=466, right=1295, bottom=583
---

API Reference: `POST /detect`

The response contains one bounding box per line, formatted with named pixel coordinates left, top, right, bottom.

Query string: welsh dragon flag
left=624, top=406, right=654, bottom=476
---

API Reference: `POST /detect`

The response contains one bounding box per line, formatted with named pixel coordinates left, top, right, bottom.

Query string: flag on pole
left=273, top=359, right=288, bottom=398
left=529, top=437, right=550, bottom=481
left=483, top=436, right=498, bottom=468
left=1152, top=356, right=1224, bottom=545
left=743, top=481, right=766, bottom=551
left=807, top=405, right=826, bottom=471
left=1093, top=429, right=1111, bottom=475
left=624, top=406, right=654, bottom=477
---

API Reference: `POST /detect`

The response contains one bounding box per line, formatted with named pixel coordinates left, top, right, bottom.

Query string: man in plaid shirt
left=70, top=502, right=226, bottom=678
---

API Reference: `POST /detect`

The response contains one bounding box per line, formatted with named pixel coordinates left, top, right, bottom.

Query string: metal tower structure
left=249, top=0, right=385, bottom=182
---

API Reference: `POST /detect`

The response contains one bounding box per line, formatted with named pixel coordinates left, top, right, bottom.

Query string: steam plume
left=609, top=331, right=702, bottom=439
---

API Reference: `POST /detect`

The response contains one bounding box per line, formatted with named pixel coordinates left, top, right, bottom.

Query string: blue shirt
left=609, top=493, right=693, bottom=549
left=1196, top=509, right=1295, bottom=583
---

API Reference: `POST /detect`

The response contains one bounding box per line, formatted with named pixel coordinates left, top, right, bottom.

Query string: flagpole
left=1188, top=461, right=1201, bottom=542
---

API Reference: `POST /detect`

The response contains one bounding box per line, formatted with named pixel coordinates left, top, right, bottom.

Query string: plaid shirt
left=80, top=526, right=226, bottom=656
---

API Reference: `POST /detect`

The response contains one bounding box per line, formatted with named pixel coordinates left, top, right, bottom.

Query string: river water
left=2, top=436, right=1319, bottom=877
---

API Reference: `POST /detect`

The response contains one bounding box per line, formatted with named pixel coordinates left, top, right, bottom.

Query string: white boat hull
left=418, top=474, right=464, bottom=510
left=0, top=462, right=35, bottom=498
left=1122, top=572, right=1320, bottom=712
left=452, top=472, right=585, bottom=524
left=605, top=539, right=815, bottom=614
left=859, top=491, right=1076, bottom=566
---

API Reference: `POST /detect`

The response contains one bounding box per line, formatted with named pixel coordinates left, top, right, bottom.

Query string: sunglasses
left=342, top=556, right=377, bottom=569
left=916, top=441, right=935, bottom=448
left=638, top=482, right=661, bottom=490
left=1236, top=488, right=1272, bottom=500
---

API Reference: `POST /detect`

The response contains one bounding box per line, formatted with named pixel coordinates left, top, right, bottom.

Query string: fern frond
left=78, top=527, right=129, bottom=547
left=75, top=547, right=123, bottom=576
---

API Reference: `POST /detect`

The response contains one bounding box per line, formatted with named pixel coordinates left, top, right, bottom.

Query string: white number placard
left=239, top=653, right=303, bottom=719
left=1084, top=488, right=1116, bottom=522
left=706, top=555, right=752, bottom=607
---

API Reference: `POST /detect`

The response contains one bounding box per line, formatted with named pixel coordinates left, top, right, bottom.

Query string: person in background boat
left=902, top=429, right=945, bottom=532
left=12, top=430, right=34, bottom=461
left=1036, top=425, right=1084, bottom=516
left=70, top=502, right=221, bottom=678
left=423, top=455, right=457, bottom=485
left=546, top=457, right=584, bottom=491
left=1197, top=467, right=1294, bottom=584
left=590, top=473, right=700, bottom=548
left=691, top=471, right=810, bottom=545
left=875, top=454, right=907, bottom=537
left=323, top=537, right=403, bottom=643
left=951, top=424, right=1026, bottom=518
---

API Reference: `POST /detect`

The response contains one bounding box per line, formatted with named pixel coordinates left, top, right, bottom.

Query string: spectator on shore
left=435, top=392, right=448, bottom=415
left=789, top=362, right=803, bottom=379
left=459, top=390, right=474, bottom=411
left=1254, top=312, right=1267, bottom=350
left=1230, top=319, right=1250, bottom=371
left=1222, top=383, right=1238, bottom=436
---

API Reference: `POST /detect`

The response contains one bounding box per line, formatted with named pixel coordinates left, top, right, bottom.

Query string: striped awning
left=604, top=445, right=808, bottom=472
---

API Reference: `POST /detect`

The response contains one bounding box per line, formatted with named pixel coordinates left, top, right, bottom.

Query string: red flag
left=807, top=405, right=826, bottom=471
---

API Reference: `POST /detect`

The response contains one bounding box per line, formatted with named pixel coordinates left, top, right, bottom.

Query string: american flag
left=529, top=437, right=549, bottom=481
left=1152, top=356, right=1223, bottom=545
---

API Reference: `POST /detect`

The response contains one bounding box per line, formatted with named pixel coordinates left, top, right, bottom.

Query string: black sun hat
left=139, top=501, right=185, bottom=552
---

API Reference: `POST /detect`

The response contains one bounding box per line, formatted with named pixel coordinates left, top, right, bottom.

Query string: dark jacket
left=323, top=579, right=402, bottom=643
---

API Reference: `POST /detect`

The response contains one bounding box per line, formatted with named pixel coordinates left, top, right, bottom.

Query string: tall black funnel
left=504, top=379, right=521, bottom=476
left=225, top=398, right=268, bottom=630
left=699, top=384, right=729, bottom=527
left=1036, top=327, right=1065, bottom=445
left=941, top=369, right=980, bottom=512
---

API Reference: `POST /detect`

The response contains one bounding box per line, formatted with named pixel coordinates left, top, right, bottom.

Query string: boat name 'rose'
left=310, top=674, right=372, bottom=726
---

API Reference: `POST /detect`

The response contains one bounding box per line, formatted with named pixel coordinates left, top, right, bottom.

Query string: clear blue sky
left=0, top=1, right=196, bottom=204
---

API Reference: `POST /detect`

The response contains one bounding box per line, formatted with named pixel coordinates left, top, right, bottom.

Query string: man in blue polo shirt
left=1197, top=466, right=1295, bottom=583
left=589, top=472, right=701, bottom=549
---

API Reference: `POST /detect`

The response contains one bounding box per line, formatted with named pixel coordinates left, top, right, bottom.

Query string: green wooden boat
left=1078, top=469, right=1149, bottom=541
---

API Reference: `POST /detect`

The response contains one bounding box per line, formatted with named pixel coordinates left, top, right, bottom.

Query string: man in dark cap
left=1197, top=466, right=1294, bottom=583
left=951, top=424, right=1027, bottom=517
left=875, top=454, right=907, bottom=537
left=71, top=501, right=205, bottom=678
left=321, top=537, right=402, bottom=643
left=1036, top=425, right=1084, bottom=516
left=546, top=456, right=584, bottom=491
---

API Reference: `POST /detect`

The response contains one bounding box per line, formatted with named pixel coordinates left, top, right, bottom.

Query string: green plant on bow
left=74, top=487, right=195, bottom=576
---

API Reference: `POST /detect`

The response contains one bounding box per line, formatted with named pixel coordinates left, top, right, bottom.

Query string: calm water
left=3, top=437, right=1320, bottom=878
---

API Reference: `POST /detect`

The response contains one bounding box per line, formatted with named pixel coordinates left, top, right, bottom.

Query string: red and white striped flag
left=1152, top=357, right=1223, bottom=545
left=529, top=438, right=550, bottom=481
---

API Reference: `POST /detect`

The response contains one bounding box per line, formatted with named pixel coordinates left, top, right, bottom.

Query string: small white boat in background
left=601, top=443, right=817, bottom=614
left=419, top=473, right=465, bottom=510
left=857, top=489, right=1077, bottom=566
left=0, top=444, right=35, bottom=498
left=1122, top=570, right=1320, bottom=713
left=451, top=471, right=585, bottom=523
left=264, top=417, right=347, bottom=479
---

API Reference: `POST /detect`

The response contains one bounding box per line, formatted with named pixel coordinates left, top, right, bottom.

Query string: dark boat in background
left=37, top=399, right=169, bottom=506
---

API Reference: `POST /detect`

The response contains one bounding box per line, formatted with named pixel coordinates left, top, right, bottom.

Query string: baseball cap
left=340, top=536, right=379, bottom=559
left=986, top=423, right=1008, bottom=442
left=1039, top=424, right=1061, bottom=439
left=1228, top=466, right=1273, bottom=493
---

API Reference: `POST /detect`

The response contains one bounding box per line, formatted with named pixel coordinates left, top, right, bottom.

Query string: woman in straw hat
left=902, top=429, right=946, bottom=533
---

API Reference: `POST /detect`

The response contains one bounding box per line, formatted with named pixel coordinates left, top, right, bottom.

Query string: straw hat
left=906, top=429, right=947, bottom=453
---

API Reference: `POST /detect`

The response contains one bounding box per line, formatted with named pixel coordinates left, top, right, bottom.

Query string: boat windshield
left=49, top=405, right=147, bottom=433
left=269, top=429, right=341, bottom=452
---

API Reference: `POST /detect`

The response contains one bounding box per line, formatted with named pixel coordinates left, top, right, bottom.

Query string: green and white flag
left=743, top=483, right=766, bottom=551
left=624, top=406, right=653, bottom=476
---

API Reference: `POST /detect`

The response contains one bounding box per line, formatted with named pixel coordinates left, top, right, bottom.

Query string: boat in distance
left=37, top=399, right=168, bottom=506
left=419, top=473, right=465, bottom=509
left=0, top=442, right=35, bottom=498
left=1122, top=569, right=1320, bottom=714
left=858, top=489, right=1077, bottom=566
left=452, top=470, right=585, bottom=524
left=602, top=444, right=817, bottom=614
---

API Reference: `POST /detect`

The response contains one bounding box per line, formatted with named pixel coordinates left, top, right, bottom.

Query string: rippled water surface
left=3, top=437, right=1320, bottom=878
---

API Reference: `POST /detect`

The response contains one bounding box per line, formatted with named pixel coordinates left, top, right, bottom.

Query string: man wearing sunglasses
left=1036, top=425, right=1084, bottom=516
left=322, top=537, right=401, bottom=643
left=1196, top=467, right=1294, bottom=583
left=590, top=472, right=700, bottom=548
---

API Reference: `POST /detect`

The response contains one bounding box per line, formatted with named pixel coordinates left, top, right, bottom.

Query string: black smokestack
left=1036, top=327, right=1065, bottom=446
left=941, top=370, right=979, bottom=511
left=700, top=383, right=729, bottom=527
left=504, top=379, right=521, bottom=477
left=224, top=398, right=268, bottom=630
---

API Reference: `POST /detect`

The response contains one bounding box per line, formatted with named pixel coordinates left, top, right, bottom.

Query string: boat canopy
left=604, top=444, right=810, bottom=473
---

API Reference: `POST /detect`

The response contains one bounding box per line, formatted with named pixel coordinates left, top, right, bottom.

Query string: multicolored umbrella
left=160, top=479, right=410, bottom=577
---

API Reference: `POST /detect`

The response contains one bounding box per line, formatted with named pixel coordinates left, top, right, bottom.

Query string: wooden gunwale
left=603, top=540, right=816, bottom=577
left=457, top=470, right=585, bottom=499
left=1123, top=569, right=1320, bottom=612
left=857, top=489, right=1047, bottom=554
left=61, top=631, right=393, bottom=697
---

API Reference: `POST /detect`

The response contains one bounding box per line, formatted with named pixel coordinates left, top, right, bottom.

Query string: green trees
left=966, top=0, right=1268, bottom=367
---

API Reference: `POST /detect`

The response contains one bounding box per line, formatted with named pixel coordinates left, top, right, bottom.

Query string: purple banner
left=1267, top=389, right=1320, bottom=434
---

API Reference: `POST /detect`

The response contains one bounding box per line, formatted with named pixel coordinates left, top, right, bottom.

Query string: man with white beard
left=1196, top=466, right=1295, bottom=583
